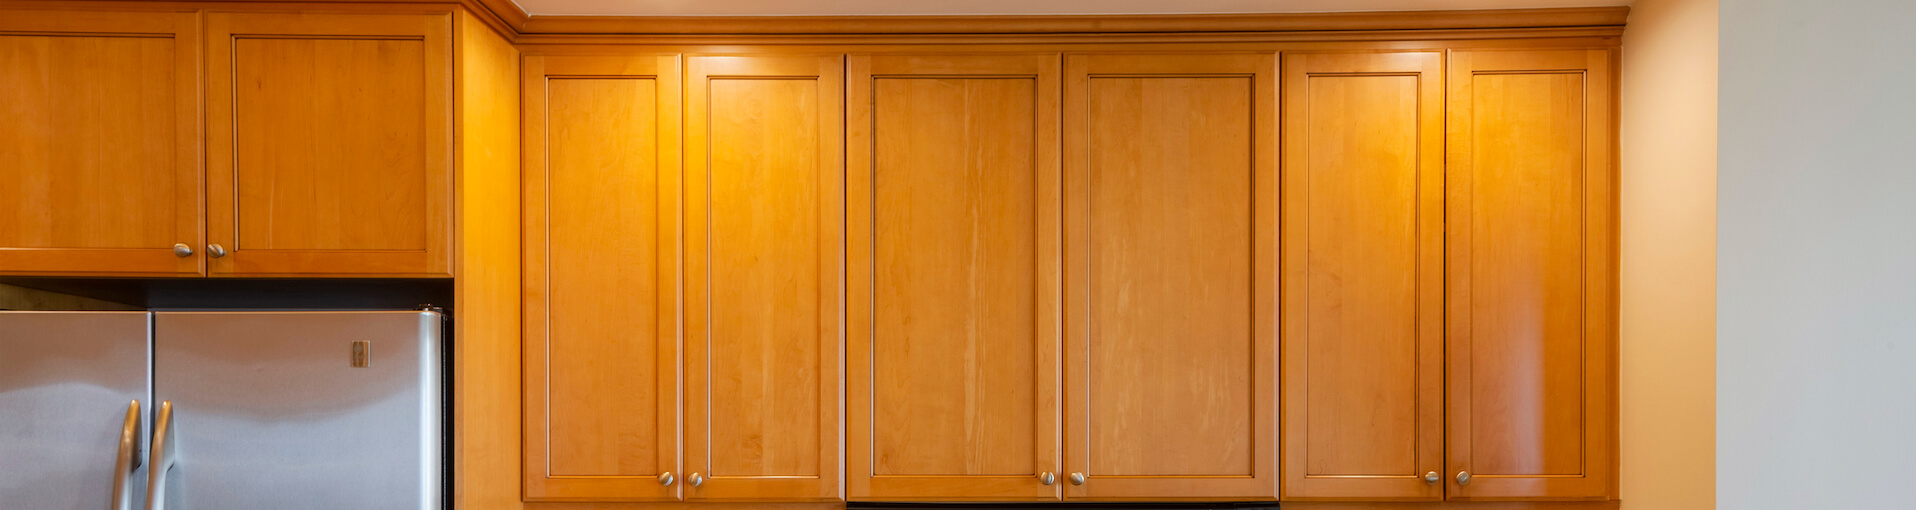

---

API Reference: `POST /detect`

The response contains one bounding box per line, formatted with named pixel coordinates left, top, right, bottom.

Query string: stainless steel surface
left=1424, top=471, right=1440, bottom=485
left=688, top=472, right=703, bottom=488
left=205, top=244, right=226, bottom=258
left=172, top=244, right=193, bottom=257
left=152, top=311, right=443, bottom=510
left=0, top=312, right=152, bottom=510
left=112, top=401, right=144, bottom=510
left=658, top=472, right=675, bottom=487
left=1456, top=471, right=1472, bottom=486
left=144, top=401, right=177, bottom=510
left=1039, top=472, right=1056, bottom=485
left=1069, top=472, right=1086, bottom=485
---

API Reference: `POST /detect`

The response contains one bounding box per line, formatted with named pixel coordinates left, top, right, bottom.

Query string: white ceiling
left=511, top=0, right=1632, bottom=17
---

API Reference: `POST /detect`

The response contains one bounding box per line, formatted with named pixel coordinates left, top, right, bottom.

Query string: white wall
left=1621, top=0, right=1717, bottom=508
left=1720, top=0, right=1916, bottom=507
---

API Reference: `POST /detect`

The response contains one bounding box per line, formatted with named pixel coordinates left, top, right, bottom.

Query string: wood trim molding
left=516, top=7, right=1625, bottom=35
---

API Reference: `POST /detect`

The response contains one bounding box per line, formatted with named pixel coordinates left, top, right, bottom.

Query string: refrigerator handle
left=109, top=400, right=142, bottom=510
left=144, top=401, right=178, bottom=510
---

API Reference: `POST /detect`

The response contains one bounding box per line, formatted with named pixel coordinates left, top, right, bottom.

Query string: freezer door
left=151, top=311, right=443, bottom=510
left=0, top=311, right=153, bottom=510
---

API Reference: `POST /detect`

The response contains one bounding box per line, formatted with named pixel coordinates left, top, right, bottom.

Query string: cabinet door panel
left=0, top=11, right=201, bottom=276
left=522, top=54, right=683, bottom=502
left=1280, top=52, right=1445, bottom=501
left=206, top=13, right=450, bottom=276
left=684, top=55, right=843, bottom=502
left=847, top=54, right=1063, bottom=501
left=1446, top=49, right=1616, bottom=501
left=1063, top=53, right=1277, bottom=501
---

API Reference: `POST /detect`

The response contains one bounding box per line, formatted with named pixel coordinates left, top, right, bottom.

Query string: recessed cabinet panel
left=847, top=54, right=1063, bottom=501
left=684, top=55, right=843, bottom=501
left=522, top=54, right=683, bottom=502
left=1279, top=52, right=1444, bottom=501
left=1063, top=53, right=1278, bottom=500
left=1446, top=49, right=1617, bottom=501
left=0, top=11, right=201, bottom=276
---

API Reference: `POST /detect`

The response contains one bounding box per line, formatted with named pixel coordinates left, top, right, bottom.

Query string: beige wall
left=1620, top=0, right=1717, bottom=508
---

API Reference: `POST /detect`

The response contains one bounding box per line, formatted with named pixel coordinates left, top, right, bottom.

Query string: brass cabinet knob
left=173, top=243, right=193, bottom=257
left=1039, top=472, right=1056, bottom=485
left=1456, top=471, right=1471, bottom=486
left=1424, top=471, right=1440, bottom=485
left=658, top=472, right=675, bottom=486
left=1069, top=472, right=1086, bottom=485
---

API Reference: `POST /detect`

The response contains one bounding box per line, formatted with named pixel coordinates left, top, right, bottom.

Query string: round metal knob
left=659, top=472, right=675, bottom=486
left=689, top=472, right=704, bottom=488
left=1068, top=472, right=1086, bottom=485
left=1039, top=472, right=1056, bottom=485
left=1424, top=471, right=1440, bottom=485
left=207, top=244, right=227, bottom=258
left=1455, top=471, right=1471, bottom=486
left=173, top=243, right=194, bottom=257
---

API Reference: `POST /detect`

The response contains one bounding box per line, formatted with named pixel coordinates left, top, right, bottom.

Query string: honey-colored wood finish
left=1062, top=53, right=1278, bottom=501
left=845, top=54, right=1064, bottom=502
left=1445, top=49, right=1617, bottom=501
left=1280, top=51, right=1445, bottom=501
left=511, top=8, right=1627, bottom=37
left=205, top=12, right=452, bottom=277
left=521, top=54, right=684, bottom=502
left=683, top=55, right=844, bottom=502
left=0, top=10, right=202, bottom=276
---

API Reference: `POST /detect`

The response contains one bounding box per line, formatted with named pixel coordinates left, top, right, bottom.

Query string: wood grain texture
left=1279, top=51, right=1444, bottom=501
left=205, top=12, right=452, bottom=277
left=0, top=10, right=201, bottom=276
left=451, top=9, right=523, bottom=510
left=1446, top=49, right=1617, bottom=501
left=683, top=55, right=843, bottom=502
left=515, top=7, right=1628, bottom=36
left=846, top=54, right=1063, bottom=502
left=521, top=54, right=683, bottom=502
left=1062, top=53, right=1277, bottom=501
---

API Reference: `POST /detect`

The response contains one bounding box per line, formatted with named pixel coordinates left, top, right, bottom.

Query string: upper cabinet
left=1444, top=48, right=1617, bottom=501
left=1062, top=53, right=1279, bottom=501
left=205, top=13, right=453, bottom=276
left=0, top=11, right=202, bottom=276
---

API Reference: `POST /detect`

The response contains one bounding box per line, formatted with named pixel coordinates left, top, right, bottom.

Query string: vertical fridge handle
left=109, top=400, right=142, bottom=510
left=144, top=401, right=177, bottom=510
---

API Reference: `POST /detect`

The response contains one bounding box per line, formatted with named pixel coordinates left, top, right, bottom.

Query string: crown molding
left=511, top=6, right=1626, bottom=36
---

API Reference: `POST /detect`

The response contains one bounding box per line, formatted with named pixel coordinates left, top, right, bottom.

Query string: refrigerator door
left=0, top=311, right=153, bottom=510
left=151, top=311, right=443, bottom=510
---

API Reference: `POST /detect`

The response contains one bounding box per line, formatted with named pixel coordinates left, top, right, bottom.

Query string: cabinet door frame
left=204, top=12, right=452, bottom=277
left=846, top=53, right=1065, bottom=502
left=521, top=53, right=685, bottom=502
left=1061, top=52, right=1279, bottom=501
left=1279, top=50, right=1446, bottom=501
left=682, top=54, right=844, bottom=502
left=0, top=10, right=203, bottom=276
left=1444, top=48, right=1618, bottom=501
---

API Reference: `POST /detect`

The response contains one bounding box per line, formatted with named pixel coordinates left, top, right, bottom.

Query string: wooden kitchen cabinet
left=1062, top=53, right=1279, bottom=501
left=0, top=10, right=203, bottom=276
left=846, top=54, right=1064, bottom=502
left=205, top=12, right=453, bottom=277
left=682, top=54, right=845, bottom=502
left=1280, top=51, right=1446, bottom=501
left=1445, top=49, right=1617, bottom=501
left=521, top=54, right=684, bottom=502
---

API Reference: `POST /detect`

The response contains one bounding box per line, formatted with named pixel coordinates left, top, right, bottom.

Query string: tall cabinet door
left=847, top=54, right=1065, bottom=502
left=205, top=13, right=452, bottom=277
left=1062, top=53, right=1278, bottom=501
left=1279, top=52, right=1445, bottom=501
left=0, top=11, right=202, bottom=276
left=1445, top=49, right=1617, bottom=501
left=522, top=54, right=684, bottom=502
left=683, top=55, right=844, bottom=502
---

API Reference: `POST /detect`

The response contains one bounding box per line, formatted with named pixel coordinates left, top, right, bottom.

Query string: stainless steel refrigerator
left=0, top=310, right=445, bottom=510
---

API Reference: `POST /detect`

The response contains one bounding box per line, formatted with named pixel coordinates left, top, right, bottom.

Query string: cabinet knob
left=688, top=472, right=703, bottom=488
left=1456, top=471, right=1471, bottom=486
left=658, top=472, right=675, bottom=487
left=173, top=243, right=194, bottom=257
left=1039, top=472, right=1056, bottom=485
left=1424, top=471, right=1440, bottom=485
left=1068, top=472, right=1086, bottom=485
left=206, top=244, right=227, bottom=258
